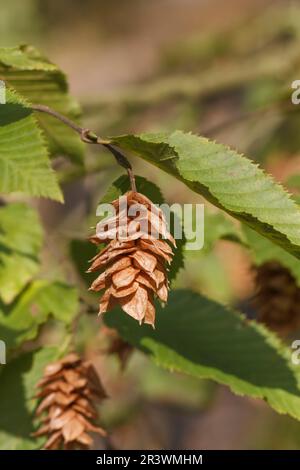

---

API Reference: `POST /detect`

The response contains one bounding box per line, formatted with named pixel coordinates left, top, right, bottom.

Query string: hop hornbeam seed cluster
left=88, top=191, right=175, bottom=326
left=253, top=261, right=300, bottom=336
left=33, top=353, right=107, bottom=450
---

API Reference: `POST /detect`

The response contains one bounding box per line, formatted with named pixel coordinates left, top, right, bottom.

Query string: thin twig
left=31, top=104, right=86, bottom=135
left=103, top=143, right=137, bottom=192
left=31, top=104, right=137, bottom=191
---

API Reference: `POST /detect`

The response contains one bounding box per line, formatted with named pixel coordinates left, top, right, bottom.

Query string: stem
left=31, top=104, right=137, bottom=191
left=31, top=104, right=85, bottom=135
left=103, top=143, right=137, bottom=192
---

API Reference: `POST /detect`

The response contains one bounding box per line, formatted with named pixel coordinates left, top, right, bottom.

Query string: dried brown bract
left=88, top=191, right=175, bottom=326
left=253, top=261, right=300, bottom=336
left=32, top=353, right=107, bottom=450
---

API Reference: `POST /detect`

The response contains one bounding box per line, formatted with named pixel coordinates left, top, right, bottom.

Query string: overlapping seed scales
left=112, top=266, right=140, bottom=288
left=253, top=261, right=300, bottom=336
left=32, top=353, right=107, bottom=450
left=88, top=191, right=175, bottom=326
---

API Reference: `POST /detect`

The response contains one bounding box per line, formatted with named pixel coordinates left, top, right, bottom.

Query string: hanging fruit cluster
left=88, top=191, right=175, bottom=326
left=253, top=261, right=300, bottom=336
left=33, top=353, right=107, bottom=450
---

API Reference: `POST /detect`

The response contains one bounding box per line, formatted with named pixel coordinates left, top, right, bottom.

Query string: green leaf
left=138, top=359, right=214, bottom=409
left=0, top=89, right=63, bottom=201
left=99, top=174, right=165, bottom=205
left=112, top=131, right=300, bottom=259
left=0, top=280, right=78, bottom=350
left=0, top=45, right=84, bottom=164
left=203, top=210, right=244, bottom=252
left=105, top=289, right=300, bottom=422
left=0, top=203, right=43, bottom=303
left=168, top=211, right=185, bottom=283
left=95, top=174, right=184, bottom=282
left=0, top=347, right=60, bottom=450
left=70, top=238, right=98, bottom=287
left=243, top=225, right=300, bottom=287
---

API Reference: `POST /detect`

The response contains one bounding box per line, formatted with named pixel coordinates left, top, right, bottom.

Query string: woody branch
left=31, top=104, right=136, bottom=192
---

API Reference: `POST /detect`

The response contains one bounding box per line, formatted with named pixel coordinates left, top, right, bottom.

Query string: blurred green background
left=3, top=0, right=300, bottom=450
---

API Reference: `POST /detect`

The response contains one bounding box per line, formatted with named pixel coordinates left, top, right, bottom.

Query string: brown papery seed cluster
left=32, top=353, right=107, bottom=450
left=88, top=191, right=175, bottom=326
left=253, top=261, right=300, bottom=336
